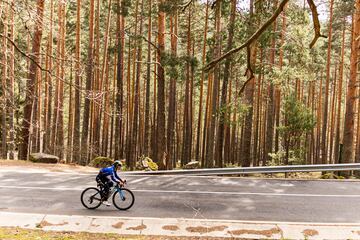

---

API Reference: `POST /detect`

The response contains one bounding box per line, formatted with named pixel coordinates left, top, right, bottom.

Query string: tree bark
left=19, top=0, right=45, bottom=160
left=341, top=4, right=360, bottom=176
left=195, top=0, right=209, bottom=163
left=81, top=0, right=95, bottom=165
left=98, top=0, right=112, bottom=157
left=115, top=0, right=125, bottom=160
left=8, top=2, right=15, bottom=159
left=264, top=0, right=278, bottom=165
left=73, top=0, right=81, bottom=163
left=321, top=0, right=334, bottom=164
left=1, top=3, right=8, bottom=159
left=128, top=0, right=144, bottom=169
left=182, top=4, right=193, bottom=166
left=156, top=0, right=166, bottom=169
left=144, top=0, right=152, bottom=157
left=334, top=19, right=344, bottom=163
left=215, top=0, right=236, bottom=168
left=43, top=0, right=53, bottom=154
left=205, top=1, right=221, bottom=168
left=167, top=10, right=178, bottom=169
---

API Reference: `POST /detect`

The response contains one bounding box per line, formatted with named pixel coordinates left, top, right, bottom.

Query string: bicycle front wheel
left=112, top=188, right=135, bottom=210
left=81, top=187, right=102, bottom=209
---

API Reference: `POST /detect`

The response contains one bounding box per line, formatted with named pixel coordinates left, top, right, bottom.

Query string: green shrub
left=90, top=156, right=114, bottom=168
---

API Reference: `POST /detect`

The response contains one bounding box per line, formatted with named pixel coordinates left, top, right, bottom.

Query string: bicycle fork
left=116, top=187, right=126, bottom=201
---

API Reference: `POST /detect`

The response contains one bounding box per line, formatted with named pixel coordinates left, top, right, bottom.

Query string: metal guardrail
left=128, top=163, right=360, bottom=176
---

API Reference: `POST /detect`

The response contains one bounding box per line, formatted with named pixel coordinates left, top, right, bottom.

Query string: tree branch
left=180, top=0, right=193, bottom=12
left=307, top=0, right=327, bottom=48
left=211, top=0, right=221, bottom=9
left=1, top=33, right=89, bottom=94
left=204, top=0, right=290, bottom=72
left=124, top=30, right=159, bottom=51
left=239, top=75, right=254, bottom=96
left=0, top=33, right=50, bottom=74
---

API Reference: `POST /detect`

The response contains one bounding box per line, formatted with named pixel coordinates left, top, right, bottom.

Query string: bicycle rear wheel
left=112, top=188, right=135, bottom=210
left=81, top=187, right=102, bottom=209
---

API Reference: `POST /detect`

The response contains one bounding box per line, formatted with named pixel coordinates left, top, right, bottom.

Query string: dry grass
left=302, top=229, right=319, bottom=237
left=112, top=221, right=124, bottom=229
left=126, top=224, right=147, bottom=231
left=0, top=227, right=243, bottom=240
left=162, top=225, right=179, bottom=231
left=186, top=226, right=228, bottom=234
left=227, top=227, right=282, bottom=238
left=37, top=220, right=69, bottom=228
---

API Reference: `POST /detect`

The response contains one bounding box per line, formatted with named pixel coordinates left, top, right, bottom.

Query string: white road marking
left=0, top=185, right=358, bottom=198
left=130, top=177, right=149, bottom=183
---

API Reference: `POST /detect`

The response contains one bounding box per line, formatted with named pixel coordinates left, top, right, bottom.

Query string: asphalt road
left=0, top=169, right=359, bottom=223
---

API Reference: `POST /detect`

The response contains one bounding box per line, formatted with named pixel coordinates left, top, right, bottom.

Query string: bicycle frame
left=105, top=185, right=126, bottom=201
left=115, top=185, right=126, bottom=200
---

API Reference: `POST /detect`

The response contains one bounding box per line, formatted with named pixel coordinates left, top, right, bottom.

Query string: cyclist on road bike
left=96, top=160, right=125, bottom=206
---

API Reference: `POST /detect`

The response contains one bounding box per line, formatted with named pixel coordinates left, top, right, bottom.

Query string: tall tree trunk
left=81, top=0, right=95, bottom=165
left=205, top=1, right=221, bottom=168
left=182, top=4, right=193, bottom=166
left=321, top=0, right=334, bottom=164
left=51, top=2, right=63, bottom=155
left=67, top=61, right=74, bottom=162
left=215, top=0, right=236, bottom=168
left=100, top=0, right=113, bottom=156
left=92, top=0, right=101, bottom=158
left=156, top=0, right=166, bottom=169
left=8, top=2, right=15, bottom=159
left=144, top=0, right=152, bottom=157
left=19, top=0, right=45, bottom=160
left=241, top=0, right=258, bottom=167
left=53, top=1, right=66, bottom=159
left=73, top=0, right=81, bottom=163
left=316, top=75, right=323, bottom=164
left=59, top=2, right=66, bottom=158
left=275, top=5, right=286, bottom=153
left=334, top=17, right=346, bottom=163
left=264, top=0, right=278, bottom=165
left=167, top=10, right=178, bottom=169
left=341, top=4, right=360, bottom=176
left=102, top=41, right=112, bottom=156
left=151, top=45, right=157, bottom=161
left=128, top=0, right=144, bottom=169
left=201, top=73, right=213, bottom=167
left=329, top=66, right=337, bottom=164
left=195, top=0, right=209, bottom=163
left=115, top=0, right=125, bottom=160
left=253, top=49, right=263, bottom=166
left=1, top=3, right=8, bottom=159
left=44, top=0, right=53, bottom=154
left=110, top=55, right=117, bottom=157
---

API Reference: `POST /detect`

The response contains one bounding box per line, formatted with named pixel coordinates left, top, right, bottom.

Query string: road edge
left=1, top=211, right=360, bottom=239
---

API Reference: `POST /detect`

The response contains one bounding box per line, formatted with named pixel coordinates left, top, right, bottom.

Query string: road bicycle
left=81, top=180, right=135, bottom=210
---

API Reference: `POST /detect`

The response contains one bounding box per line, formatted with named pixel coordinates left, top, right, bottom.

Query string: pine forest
left=0, top=0, right=360, bottom=174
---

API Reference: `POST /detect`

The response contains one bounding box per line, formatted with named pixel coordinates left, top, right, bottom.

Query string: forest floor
left=0, top=160, right=98, bottom=173
left=0, top=159, right=356, bottom=180
left=0, top=227, right=233, bottom=240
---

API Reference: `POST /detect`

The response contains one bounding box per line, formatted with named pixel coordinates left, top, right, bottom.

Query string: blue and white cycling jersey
left=99, top=166, right=122, bottom=183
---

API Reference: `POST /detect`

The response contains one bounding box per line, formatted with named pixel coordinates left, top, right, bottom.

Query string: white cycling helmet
left=113, top=160, right=122, bottom=168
